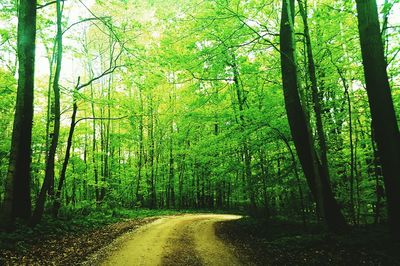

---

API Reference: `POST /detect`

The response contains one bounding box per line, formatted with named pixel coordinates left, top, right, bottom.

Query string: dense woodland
left=0, top=0, right=399, bottom=240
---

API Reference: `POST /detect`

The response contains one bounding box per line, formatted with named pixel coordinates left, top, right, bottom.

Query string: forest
left=0, top=0, right=399, bottom=265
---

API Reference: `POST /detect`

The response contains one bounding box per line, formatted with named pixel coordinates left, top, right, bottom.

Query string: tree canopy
left=0, top=0, right=399, bottom=236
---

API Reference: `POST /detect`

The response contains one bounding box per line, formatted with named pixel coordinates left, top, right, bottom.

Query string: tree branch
left=74, top=116, right=128, bottom=126
left=187, top=69, right=233, bottom=82
left=63, top=17, right=110, bottom=35
left=76, top=42, right=124, bottom=91
left=37, top=0, right=64, bottom=9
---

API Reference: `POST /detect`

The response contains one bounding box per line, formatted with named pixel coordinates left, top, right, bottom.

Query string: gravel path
left=100, top=214, right=242, bottom=266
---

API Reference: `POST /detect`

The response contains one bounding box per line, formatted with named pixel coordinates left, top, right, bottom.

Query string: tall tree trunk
left=345, top=86, right=356, bottom=224
left=273, top=128, right=307, bottom=226
left=168, top=120, right=175, bottom=208
left=90, top=82, right=100, bottom=203
left=299, top=0, right=348, bottom=228
left=135, top=88, right=144, bottom=204
left=31, top=0, right=63, bottom=225
left=355, top=0, right=400, bottom=237
left=43, top=37, right=56, bottom=192
left=101, top=55, right=113, bottom=201
left=229, top=56, right=256, bottom=211
left=99, top=105, right=105, bottom=201
left=279, top=0, right=346, bottom=232
left=53, top=87, right=79, bottom=217
left=371, top=126, right=383, bottom=224
left=178, top=155, right=185, bottom=209
left=258, top=149, right=270, bottom=218
left=83, top=127, right=88, bottom=201
left=1, top=0, right=37, bottom=228
left=332, top=53, right=357, bottom=224
left=148, top=96, right=156, bottom=208
left=298, top=0, right=329, bottom=173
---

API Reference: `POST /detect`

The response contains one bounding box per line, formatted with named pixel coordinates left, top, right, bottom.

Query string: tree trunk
left=168, top=120, right=175, bottom=208
left=298, top=0, right=329, bottom=173
left=279, top=0, right=346, bottom=232
left=53, top=88, right=79, bottom=217
left=101, top=59, right=113, bottom=201
left=90, top=82, right=100, bottom=203
left=43, top=36, right=56, bottom=195
left=1, top=0, right=37, bottom=228
left=148, top=96, right=156, bottom=208
left=371, top=126, right=383, bottom=224
left=229, top=56, right=256, bottom=211
left=135, top=88, right=144, bottom=204
left=273, top=128, right=306, bottom=226
left=355, top=0, right=400, bottom=237
left=345, top=86, right=356, bottom=224
left=298, top=0, right=347, bottom=227
left=99, top=105, right=105, bottom=201
left=31, top=0, right=63, bottom=225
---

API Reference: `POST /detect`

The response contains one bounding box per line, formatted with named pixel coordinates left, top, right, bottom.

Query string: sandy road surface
left=101, top=214, right=242, bottom=266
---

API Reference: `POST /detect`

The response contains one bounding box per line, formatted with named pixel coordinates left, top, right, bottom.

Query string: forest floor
left=216, top=217, right=400, bottom=265
left=1, top=212, right=400, bottom=265
left=0, top=209, right=179, bottom=265
left=0, top=217, right=157, bottom=265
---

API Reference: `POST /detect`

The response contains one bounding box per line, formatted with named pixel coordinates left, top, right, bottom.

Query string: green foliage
left=0, top=0, right=399, bottom=229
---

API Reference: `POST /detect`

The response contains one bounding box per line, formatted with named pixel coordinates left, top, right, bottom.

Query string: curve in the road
left=101, top=214, right=242, bottom=266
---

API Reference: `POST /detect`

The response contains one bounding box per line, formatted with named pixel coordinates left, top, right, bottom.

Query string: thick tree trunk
left=299, top=0, right=347, bottom=229
left=279, top=0, right=346, bottom=232
left=298, top=0, right=328, bottom=172
left=1, top=0, right=37, bottom=228
left=371, top=126, right=383, bottom=224
left=355, top=0, right=400, bottom=237
left=280, top=0, right=318, bottom=208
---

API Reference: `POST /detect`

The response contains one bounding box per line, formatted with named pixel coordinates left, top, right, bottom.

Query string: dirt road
left=100, top=214, right=242, bottom=266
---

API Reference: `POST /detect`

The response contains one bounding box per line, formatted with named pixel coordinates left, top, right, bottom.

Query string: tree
left=279, top=0, right=346, bottom=232
left=31, top=0, right=63, bottom=225
left=1, top=0, right=399, bottom=236
left=52, top=57, right=121, bottom=216
left=0, top=0, right=37, bottom=229
left=355, top=0, right=400, bottom=236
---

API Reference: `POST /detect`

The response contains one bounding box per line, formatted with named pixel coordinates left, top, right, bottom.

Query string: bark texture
left=279, top=0, right=346, bottom=231
left=1, top=0, right=37, bottom=228
left=356, top=0, right=400, bottom=237
left=31, top=0, right=63, bottom=225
